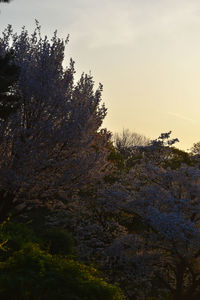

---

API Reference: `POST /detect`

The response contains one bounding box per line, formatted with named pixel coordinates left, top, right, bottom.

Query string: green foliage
left=105, top=148, right=127, bottom=183
left=107, top=146, right=143, bottom=172
left=0, top=242, right=124, bottom=300
left=191, top=141, right=200, bottom=156
left=0, top=220, right=39, bottom=259
left=108, top=148, right=125, bottom=172
left=0, top=221, right=125, bottom=300
left=41, top=228, right=74, bottom=256
left=16, top=208, right=55, bottom=236
left=162, top=147, right=193, bottom=169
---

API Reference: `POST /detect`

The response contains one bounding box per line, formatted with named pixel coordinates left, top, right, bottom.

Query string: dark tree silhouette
left=0, top=53, right=21, bottom=120
left=0, top=24, right=111, bottom=221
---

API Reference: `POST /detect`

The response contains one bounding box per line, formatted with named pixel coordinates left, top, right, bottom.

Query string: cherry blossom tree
left=61, top=135, right=200, bottom=299
left=0, top=22, right=111, bottom=220
left=99, top=137, right=200, bottom=299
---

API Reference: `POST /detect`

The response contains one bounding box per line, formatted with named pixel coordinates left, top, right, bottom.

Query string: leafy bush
left=0, top=220, right=39, bottom=259
left=40, top=228, right=74, bottom=256
left=0, top=221, right=125, bottom=300
left=0, top=242, right=124, bottom=300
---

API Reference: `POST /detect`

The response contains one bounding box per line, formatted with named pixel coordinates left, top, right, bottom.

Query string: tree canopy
left=0, top=22, right=111, bottom=220
left=1, top=19, right=200, bottom=300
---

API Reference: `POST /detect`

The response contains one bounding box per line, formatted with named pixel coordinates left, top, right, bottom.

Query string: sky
left=1, top=0, right=200, bottom=150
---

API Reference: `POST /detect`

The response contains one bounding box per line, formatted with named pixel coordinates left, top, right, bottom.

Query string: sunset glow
left=1, top=0, right=200, bottom=150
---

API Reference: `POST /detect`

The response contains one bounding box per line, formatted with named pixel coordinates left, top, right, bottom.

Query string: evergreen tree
left=0, top=52, right=20, bottom=120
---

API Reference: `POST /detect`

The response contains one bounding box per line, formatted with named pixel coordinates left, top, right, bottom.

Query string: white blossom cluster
left=61, top=137, right=200, bottom=299
left=0, top=22, right=111, bottom=216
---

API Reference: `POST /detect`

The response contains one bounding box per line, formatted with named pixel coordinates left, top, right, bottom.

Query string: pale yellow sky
left=1, top=0, right=200, bottom=150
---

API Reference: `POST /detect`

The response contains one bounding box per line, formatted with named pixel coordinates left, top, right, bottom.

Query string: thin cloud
left=65, top=0, right=200, bottom=48
left=168, top=112, right=196, bottom=123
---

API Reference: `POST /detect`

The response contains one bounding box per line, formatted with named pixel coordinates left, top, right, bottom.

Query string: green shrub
left=0, top=221, right=39, bottom=259
left=0, top=242, right=124, bottom=300
left=0, top=221, right=125, bottom=300
left=40, top=228, right=74, bottom=255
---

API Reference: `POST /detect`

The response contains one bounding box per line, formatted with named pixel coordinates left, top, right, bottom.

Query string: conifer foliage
left=0, top=52, right=20, bottom=120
